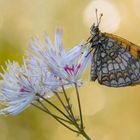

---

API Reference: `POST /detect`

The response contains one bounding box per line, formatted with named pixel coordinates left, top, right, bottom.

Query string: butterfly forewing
left=104, top=33, right=140, bottom=62
left=90, top=34, right=140, bottom=87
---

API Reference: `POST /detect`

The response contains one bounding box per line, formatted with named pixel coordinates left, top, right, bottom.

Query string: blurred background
left=0, top=0, right=140, bottom=140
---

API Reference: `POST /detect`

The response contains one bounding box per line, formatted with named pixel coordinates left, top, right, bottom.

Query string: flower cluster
left=0, top=28, right=92, bottom=115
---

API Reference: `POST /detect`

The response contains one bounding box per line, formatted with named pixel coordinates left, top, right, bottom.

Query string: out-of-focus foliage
left=0, top=0, right=140, bottom=140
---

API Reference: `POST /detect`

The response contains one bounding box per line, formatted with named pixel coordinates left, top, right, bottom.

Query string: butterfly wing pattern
left=90, top=33, right=140, bottom=87
left=105, top=33, right=140, bottom=61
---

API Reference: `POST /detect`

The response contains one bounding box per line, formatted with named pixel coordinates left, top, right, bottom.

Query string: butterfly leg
left=85, top=43, right=99, bottom=57
left=85, top=48, right=94, bottom=57
left=84, top=36, right=93, bottom=45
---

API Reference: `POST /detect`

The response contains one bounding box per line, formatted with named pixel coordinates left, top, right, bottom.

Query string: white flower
left=0, top=59, right=61, bottom=115
left=29, top=28, right=92, bottom=84
left=25, top=55, right=62, bottom=92
left=0, top=61, right=35, bottom=115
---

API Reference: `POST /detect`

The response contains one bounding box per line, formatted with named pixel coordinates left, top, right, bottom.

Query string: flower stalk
left=31, top=102, right=79, bottom=133
left=34, top=88, right=92, bottom=140
left=61, top=85, right=76, bottom=122
left=74, top=83, right=84, bottom=130
left=36, top=93, right=71, bottom=122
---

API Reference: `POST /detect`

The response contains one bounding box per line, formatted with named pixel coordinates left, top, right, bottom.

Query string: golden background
left=0, top=0, right=140, bottom=140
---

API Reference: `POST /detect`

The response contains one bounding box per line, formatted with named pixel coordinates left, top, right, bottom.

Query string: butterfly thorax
left=90, top=31, right=106, bottom=49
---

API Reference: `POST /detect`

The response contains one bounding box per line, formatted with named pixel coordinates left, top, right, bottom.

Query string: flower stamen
left=20, top=87, right=31, bottom=93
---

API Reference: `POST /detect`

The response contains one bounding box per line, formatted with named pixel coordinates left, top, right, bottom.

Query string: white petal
left=55, top=28, right=64, bottom=55
left=76, top=47, right=92, bottom=80
left=66, top=45, right=83, bottom=61
left=44, top=32, right=54, bottom=52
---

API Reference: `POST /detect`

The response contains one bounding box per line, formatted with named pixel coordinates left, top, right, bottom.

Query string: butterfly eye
left=94, top=27, right=99, bottom=33
left=90, top=24, right=100, bottom=35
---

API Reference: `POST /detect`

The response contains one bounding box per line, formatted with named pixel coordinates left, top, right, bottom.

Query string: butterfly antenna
left=95, top=8, right=99, bottom=25
left=98, top=13, right=103, bottom=26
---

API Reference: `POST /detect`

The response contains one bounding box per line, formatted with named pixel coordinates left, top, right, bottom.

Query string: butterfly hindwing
left=91, top=35, right=140, bottom=87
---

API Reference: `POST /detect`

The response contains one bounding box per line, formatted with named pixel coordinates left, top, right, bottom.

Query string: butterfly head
left=90, top=9, right=103, bottom=35
left=90, top=24, right=99, bottom=35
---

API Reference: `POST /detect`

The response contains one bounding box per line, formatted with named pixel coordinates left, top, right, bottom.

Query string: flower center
left=20, top=87, right=31, bottom=92
left=64, top=64, right=81, bottom=76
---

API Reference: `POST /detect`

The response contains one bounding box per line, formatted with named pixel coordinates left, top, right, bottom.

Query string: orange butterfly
left=86, top=9, right=140, bottom=87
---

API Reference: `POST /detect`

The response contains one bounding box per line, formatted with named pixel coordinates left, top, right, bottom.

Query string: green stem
left=80, top=130, right=92, bottom=140
left=74, top=83, right=84, bottom=129
left=36, top=94, right=71, bottom=122
left=31, top=103, right=79, bottom=133
left=53, top=91, right=72, bottom=118
left=36, top=89, right=92, bottom=140
left=62, top=85, right=76, bottom=121
left=37, top=100, right=72, bottom=124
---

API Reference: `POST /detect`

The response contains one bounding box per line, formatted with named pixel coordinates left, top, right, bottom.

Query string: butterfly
left=86, top=9, right=140, bottom=87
